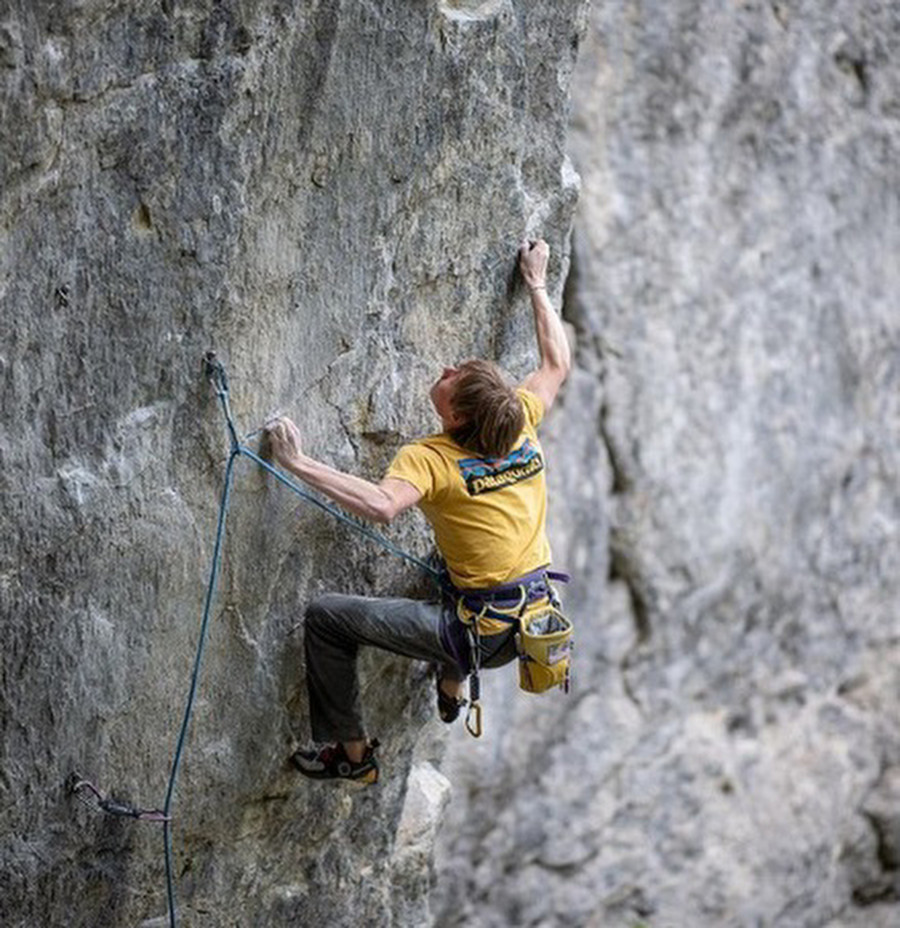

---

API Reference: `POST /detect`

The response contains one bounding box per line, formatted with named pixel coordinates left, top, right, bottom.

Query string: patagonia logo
left=458, top=439, right=545, bottom=496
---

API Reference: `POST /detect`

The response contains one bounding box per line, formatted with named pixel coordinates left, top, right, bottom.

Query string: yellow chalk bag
left=515, top=601, right=573, bottom=694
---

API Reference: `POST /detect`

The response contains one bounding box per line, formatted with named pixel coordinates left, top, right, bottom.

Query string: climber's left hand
left=265, top=416, right=303, bottom=466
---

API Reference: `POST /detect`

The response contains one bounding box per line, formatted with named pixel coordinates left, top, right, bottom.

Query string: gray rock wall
left=0, top=1, right=587, bottom=925
left=436, top=2, right=900, bottom=926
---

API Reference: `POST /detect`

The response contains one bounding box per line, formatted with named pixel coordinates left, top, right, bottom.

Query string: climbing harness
left=71, top=352, right=443, bottom=928
left=445, top=567, right=573, bottom=737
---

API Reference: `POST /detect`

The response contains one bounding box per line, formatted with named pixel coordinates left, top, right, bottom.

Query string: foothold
left=0, top=21, right=24, bottom=70
left=233, top=26, right=252, bottom=55
left=834, top=47, right=869, bottom=99
left=438, top=0, right=505, bottom=22
left=133, top=201, right=153, bottom=232
left=770, top=1, right=789, bottom=29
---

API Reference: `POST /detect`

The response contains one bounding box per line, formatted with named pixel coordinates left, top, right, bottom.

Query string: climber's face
left=430, top=366, right=463, bottom=429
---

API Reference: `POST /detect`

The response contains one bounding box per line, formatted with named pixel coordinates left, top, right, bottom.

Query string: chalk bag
left=515, top=604, right=573, bottom=694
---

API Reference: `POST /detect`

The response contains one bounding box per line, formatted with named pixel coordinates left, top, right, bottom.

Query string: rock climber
left=265, top=238, right=571, bottom=783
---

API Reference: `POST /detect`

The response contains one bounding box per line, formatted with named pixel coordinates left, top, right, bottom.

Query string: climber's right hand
left=519, top=238, right=549, bottom=290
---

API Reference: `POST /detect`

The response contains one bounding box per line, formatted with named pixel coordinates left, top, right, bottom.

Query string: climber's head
left=432, top=360, right=524, bottom=458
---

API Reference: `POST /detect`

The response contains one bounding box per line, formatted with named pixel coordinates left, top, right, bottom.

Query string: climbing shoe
left=291, top=739, right=380, bottom=785
left=437, top=677, right=466, bottom=724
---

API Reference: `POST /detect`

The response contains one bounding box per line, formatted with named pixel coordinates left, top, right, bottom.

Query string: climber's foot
left=437, top=675, right=466, bottom=724
left=291, top=739, right=379, bottom=784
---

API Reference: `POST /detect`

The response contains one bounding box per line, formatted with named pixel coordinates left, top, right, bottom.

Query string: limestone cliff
left=0, top=2, right=586, bottom=925
left=436, top=2, right=900, bottom=926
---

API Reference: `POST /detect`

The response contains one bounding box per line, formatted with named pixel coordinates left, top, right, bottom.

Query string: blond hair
left=448, top=360, right=525, bottom=458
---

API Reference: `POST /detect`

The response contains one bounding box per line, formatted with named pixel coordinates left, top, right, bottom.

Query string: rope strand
left=162, top=438, right=239, bottom=927
left=158, top=355, right=439, bottom=925
left=73, top=355, right=441, bottom=927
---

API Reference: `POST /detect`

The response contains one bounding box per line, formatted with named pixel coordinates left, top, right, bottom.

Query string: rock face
left=436, top=2, right=900, bottom=927
left=0, top=2, right=586, bottom=925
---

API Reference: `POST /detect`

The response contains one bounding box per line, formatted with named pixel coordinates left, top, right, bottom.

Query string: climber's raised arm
left=265, top=416, right=421, bottom=524
left=518, top=239, right=571, bottom=412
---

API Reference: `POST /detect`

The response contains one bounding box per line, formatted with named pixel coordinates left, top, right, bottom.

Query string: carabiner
left=465, top=700, right=483, bottom=738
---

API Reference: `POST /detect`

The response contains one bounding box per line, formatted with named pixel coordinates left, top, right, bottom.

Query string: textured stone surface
left=0, top=1, right=586, bottom=925
left=436, top=1, right=900, bottom=926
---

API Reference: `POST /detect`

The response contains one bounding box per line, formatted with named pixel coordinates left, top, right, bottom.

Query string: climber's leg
left=302, top=593, right=461, bottom=746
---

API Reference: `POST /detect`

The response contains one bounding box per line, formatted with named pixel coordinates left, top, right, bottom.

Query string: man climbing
left=266, top=238, right=570, bottom=783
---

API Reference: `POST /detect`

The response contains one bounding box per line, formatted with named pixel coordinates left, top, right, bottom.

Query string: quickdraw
left=69, top=775, right=170, bottom=823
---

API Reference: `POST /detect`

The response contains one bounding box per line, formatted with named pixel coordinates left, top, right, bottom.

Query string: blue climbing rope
left=156, top=353, right=440, bottom=926
left=72, top=354, right=442, bottom=926
left=161, top=445, right=239, bottom=924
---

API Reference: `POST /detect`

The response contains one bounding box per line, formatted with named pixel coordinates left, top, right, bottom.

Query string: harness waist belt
left=455, top=567, right=569, bottom=610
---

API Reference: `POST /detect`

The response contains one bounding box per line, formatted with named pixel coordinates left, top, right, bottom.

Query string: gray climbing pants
left=304, top=593, right=517, bottom=743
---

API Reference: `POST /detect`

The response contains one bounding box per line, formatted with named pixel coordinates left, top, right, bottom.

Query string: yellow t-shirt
left=386, top=388, right=551, bottom=590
